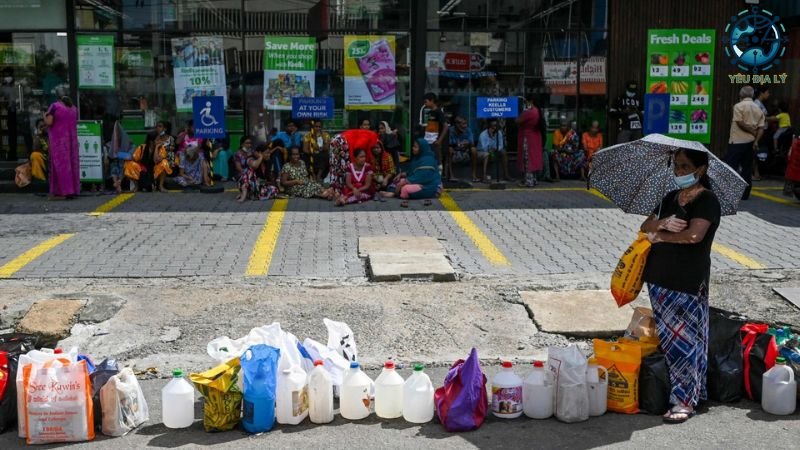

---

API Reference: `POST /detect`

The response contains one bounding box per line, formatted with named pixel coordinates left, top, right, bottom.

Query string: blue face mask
left=674, top=171, right=698, bottom=189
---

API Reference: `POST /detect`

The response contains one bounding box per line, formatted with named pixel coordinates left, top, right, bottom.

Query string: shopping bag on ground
left=90, top=358, right=120, bottom=430
left=324, top=318, right=358, bottom=363
left=618, top=336, right=659, bottom=358
left=22, top=358, right=94, bottom=444
left=624, top=307, right=658, bottom=340
left=191, top=358, right=243, bottom=432
left=639, top=352, right=670, bottom=415
left=741, top=323, right=779, bottom=401
left=610, top=232, right=652, bottom=307
left=240, top=345, right=280, bottom=434
left=16, top=347, right=79, bottom=438
left=593, top=339, right=642, bottom=414
left=208, top=323, right=305, bottom=374
left=0, top=333, right=38, bottom=434
left=99, top=367, right=149, bottom=436
left=301, top=338, right=349, bottom=389
left=707, top=308, right=745, bottom=402
left=434, top=347, right=488, bottom=432
left=548, top=344, right=589, bottom=423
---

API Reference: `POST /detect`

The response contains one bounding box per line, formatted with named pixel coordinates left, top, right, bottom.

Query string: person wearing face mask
left=174, top=143, right=210, bottom=188
left=610, top=80, right=643, bottom=143
left=639, top=148, right=721, bottom=424
left=153, top=120, right=177, bottom=192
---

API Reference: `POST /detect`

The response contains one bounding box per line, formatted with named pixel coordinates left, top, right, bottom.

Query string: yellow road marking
left=0, top=234, right=75, bottom=278
left=751, top=190, right=799, bottom=207
left=246, top=199, right=289, bottom=276
left=586, top=188, right=610, bottom=201
left=439, top=192, right=510, bottom=266
left=447, top=187, right=587, bottom=192
left=752, top=186, right=783, bottom=191
left=87, top=193, right=134, bottom=216
left=712, top=243, right=766, bottom=269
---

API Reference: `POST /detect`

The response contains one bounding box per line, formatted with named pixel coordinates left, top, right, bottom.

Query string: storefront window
left=245, top=0, right=410, bottom=31
left=0, top=0, right=67, bottom=30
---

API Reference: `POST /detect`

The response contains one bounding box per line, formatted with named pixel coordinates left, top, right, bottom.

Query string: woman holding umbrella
left=639, top=148, right=721, bottom=423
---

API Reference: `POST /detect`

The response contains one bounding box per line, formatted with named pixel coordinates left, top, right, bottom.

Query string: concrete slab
left=773, top=287, right=800, bottom=311
left=79, top=294, right=127, bottom=323
left=16, top=299, right=86, bottom=345
left=519, top=290, right=634, bottom=337
left=368, top=253, right=456, bottom=282
left=358, top=236, right=444, bottom=258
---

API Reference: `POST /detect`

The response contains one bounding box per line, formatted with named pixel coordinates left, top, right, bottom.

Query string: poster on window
left=344, top=35, right=396, bottom=110
left=77, top=121, right=103, bottom=183
left=262, top=36, right=317, bottom=110
left=171, top=37, right=227, bottom=112
left=77, top=35, right=115, bottom=89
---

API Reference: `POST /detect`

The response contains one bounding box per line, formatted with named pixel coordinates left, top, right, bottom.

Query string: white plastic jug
left=492, top=361, right=523, bottom=419
left=587, top=358, right=609, bottom=417
left=162, top=369, right=195, bottom=429
left=374, top=361, right=405, bottom=419
left=523, top=360, right=554, bottom=419
left=277, top=365, right=309, bottom=425
left=762, top=357, right=796, bottom=415
left=402, top=364, right=435, bottom=423
left=340, top=362, right=373, bottom=420
left=308, top=360, right=334, bottom=424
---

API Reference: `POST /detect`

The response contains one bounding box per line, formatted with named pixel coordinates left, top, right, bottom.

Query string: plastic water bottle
left=523, top=360, right=553, bottom=419
left=586, top=358, right=609, bottom=416
left=162, top=369, right=195, bottom=428
left=340, top=362, right=373, bottom=420
left=402, top=364, right=435, bottom=423
left=308, top=360, right=334, bottom=424
left=374, top=361, right=404, bottom=419
left=492, top=361, right=523, bottom=418
left=762, top=357, right=796, bottom=415
left=276, top=365, right=309, bottom=425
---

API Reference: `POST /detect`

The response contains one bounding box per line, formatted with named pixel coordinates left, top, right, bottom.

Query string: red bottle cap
left=502, top=361, right=513, bottom=368
left=533, top=361, right=544, bottom=368
left=54, top=348, right=63, bottom=354
left=314, top=360, right=324, bottom=367
left=384, top=361, right=395, bottom=369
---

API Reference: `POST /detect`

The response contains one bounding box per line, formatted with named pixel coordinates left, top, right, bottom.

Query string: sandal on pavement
left=400, top=200, right=409, bottom=208
left=663, top=405, right=695, bottom=424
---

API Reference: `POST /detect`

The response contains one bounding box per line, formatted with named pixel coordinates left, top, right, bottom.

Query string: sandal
left=400, top=201, right=409, bottom=208
left=663, top=405, right=695, bottom=424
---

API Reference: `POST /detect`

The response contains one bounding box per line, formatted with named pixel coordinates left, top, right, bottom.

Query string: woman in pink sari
left=516, top=95, right=543, bottom=187
left=45, top=96, right=80, bottom=198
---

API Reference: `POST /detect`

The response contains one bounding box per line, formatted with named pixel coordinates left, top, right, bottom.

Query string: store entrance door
left=0, top=32, right=70, bottom=161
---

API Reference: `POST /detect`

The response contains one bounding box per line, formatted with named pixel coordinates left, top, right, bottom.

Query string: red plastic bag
left=741, top=323, right=779, bottom=401
left=434, top=348, right=488, bottom=432
left=785, top=136, right=800, bottom=183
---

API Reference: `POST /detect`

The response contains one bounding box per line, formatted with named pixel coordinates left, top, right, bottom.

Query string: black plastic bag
left=90, top=359, right=120, bottom=429
left=0, top=333, right=38, bottom=434
left=707, top=308, right=745, bottom=403
left=639, top=352, right=670, bottom=415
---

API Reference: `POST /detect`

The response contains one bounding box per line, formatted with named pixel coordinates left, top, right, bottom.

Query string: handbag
left=610, top=232, right=652, bottom=307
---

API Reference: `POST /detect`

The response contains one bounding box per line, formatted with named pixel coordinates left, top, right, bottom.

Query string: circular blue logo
left=723, top=7, right=788, bottom=72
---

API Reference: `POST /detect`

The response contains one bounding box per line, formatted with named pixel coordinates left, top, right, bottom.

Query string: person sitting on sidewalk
left=30, top=118, right=49, bottom=182
left=581, top=120, right=604, bottom=175
left=335, top=148, right=375, bottom=206
left=477, top=120, right=504, bottom=182
left=447, top=116, right=479, bottom=182
left=552, top=119, right=586, bottom=181
left=237, top=143, right=278, bottom=202
left=280, top=146, right=334, bottom=200
left=174, top=143, right=210, bottom=188
left=371, top=141, right=397, bottom=198
left=386, top=138, right=441, bottom=207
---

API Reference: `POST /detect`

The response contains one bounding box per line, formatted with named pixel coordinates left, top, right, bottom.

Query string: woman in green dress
left=280, top=146, right=335, bottom=199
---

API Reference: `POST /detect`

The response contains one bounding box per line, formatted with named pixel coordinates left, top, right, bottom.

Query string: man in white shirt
left=725, top=85, right=765, bottom=200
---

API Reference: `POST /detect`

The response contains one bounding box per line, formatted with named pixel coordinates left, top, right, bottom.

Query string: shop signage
left=192, top=96, right=225, bottom=139
left=171, top=36, right=227, bottom=112
left=645, top=29, right=715, bottom=144
left=77, top=35, right=115, bottom=89
left=643, top=93, right=670, bottom=135
left=425, top=52, right=486, bottom=72
left=292, top=97, right=334, bottom=120
left=542, top=57, right=606, bottom=95
left=77, top=121, right=103, bottom=183
left=344, top=35, right=396, bottom=110
left=263, top=36, right=317, bottom=111
left=117, top=49, right=152, bottom=68
left=0, top=43, right=34, bottom=66
left=476, top=97, right=518, bottom=119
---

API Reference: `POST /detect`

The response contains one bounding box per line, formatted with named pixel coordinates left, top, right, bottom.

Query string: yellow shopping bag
left=610, top=232, right=652, bottom=307
left=593, top=340, right=642, bottom=414
left=190, top=358, right=242, bottom=432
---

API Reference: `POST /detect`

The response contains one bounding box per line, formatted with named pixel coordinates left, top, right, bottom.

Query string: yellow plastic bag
left=593, top=339, right=642, bottom=414
left=190, top=358, right=242, bottom=432
left=618, top=336, right=659, bottom=358
left=610, top=232, right=652, bottom=307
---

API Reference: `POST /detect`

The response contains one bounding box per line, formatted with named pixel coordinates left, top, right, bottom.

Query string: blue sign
left=476, top=97, right=518, bottom=119
left=192, top=96, right=226, bottom=139
left=644, top=94, right=669, bottom=135
left=292, top=97, right=334, bottom=120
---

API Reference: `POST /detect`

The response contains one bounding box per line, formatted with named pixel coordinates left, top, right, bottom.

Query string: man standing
left=422, top=92, right=448, bottom=171
left=752, top=87, right=770, bottom=181
left=609, top=80, right=643, bottom=143
left=725, top=86, right=765, bottom=200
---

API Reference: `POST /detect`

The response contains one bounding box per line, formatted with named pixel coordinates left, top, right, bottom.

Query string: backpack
left=740, top=323, right=779, bottom=401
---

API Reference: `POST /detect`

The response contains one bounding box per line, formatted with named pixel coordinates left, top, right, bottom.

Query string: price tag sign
left=670, top=95, right=688, bottom=106
left=690, top=123, right=708, bottom=134
left=692, top=65, right=711, bottom=76
left=691, top=95, right=709, bottom=105
left=650, top=65, right=669, bottom=77
left=671, top=65, right=690, bottom=77
left=669, top=123, right=687, bottom=134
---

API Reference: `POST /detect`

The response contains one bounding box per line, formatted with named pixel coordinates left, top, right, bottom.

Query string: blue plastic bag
left=240, top=344, right=280, bottom=433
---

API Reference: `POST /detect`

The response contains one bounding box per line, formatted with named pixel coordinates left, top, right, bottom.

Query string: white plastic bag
left=207, top=323, right=304, bottom=373
left=547, top=344, right=589, bottom=423
left=324, top=318, right=358, bottom=363
left=100, top=368, right=149, bottom=436
left=17, top=347, right=79, bottom=438
left=302, top=338, right=350, bottom=388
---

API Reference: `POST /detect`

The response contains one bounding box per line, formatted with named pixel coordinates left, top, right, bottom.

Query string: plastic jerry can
left=162, top=369, right=195, bottom=429
left=762, top=357, right=796, bottom=415
left=340, top=362, right=373, bottom=420
left=523, top=361, right=554, bottom=419
left=374, top=361, right=404, bottom=419
left=276, top=365, right=309, bottom=425
left=587, top=358, right=609, bottom=416
left=402, top=364, right=435, bottom=423
left=308, top=360, right=334, bottom=424
left=492, top=361, right=523, bottom=418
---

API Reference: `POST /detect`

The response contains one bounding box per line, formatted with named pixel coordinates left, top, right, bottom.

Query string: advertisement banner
left=344, top=35, right=396, bottom=110
left=117, top=49, right=153, bottom=68
left=77, top=121, right=103, bottom=183
left=193, top=96, right=226, bottom=139
left=263, top=36, right=317, bottom=110
left=645, top=29, right=715, bottom=143
left=0, top=43, right=34, bottom=66
left=171, top=37, right=227, bottom=112
left=542, top=57, right=606, bottom=95
left=77, top=35, right=115, bottom=89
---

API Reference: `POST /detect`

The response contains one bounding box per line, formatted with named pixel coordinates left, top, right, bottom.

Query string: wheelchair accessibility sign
left=193, top=96, right=226, bottom=138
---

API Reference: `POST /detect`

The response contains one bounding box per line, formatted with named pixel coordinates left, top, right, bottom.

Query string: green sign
left=118, top=49, right=152, bottom=69
left=263, top=36, right=317, bottom=71
left=77, top=35, right=115, bottom=89
left=0, top=43, right=34, bottom=66
left=646, top=29, right=715, bottom=144
left=77, top=121, right=103, bottom=183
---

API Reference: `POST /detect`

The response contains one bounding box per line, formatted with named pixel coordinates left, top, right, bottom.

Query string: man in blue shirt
left=448, top=116, right=480, bottom=182
left=272, top=120, right=304, bottom=150
left=478, top=120, right=505, bottom=182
